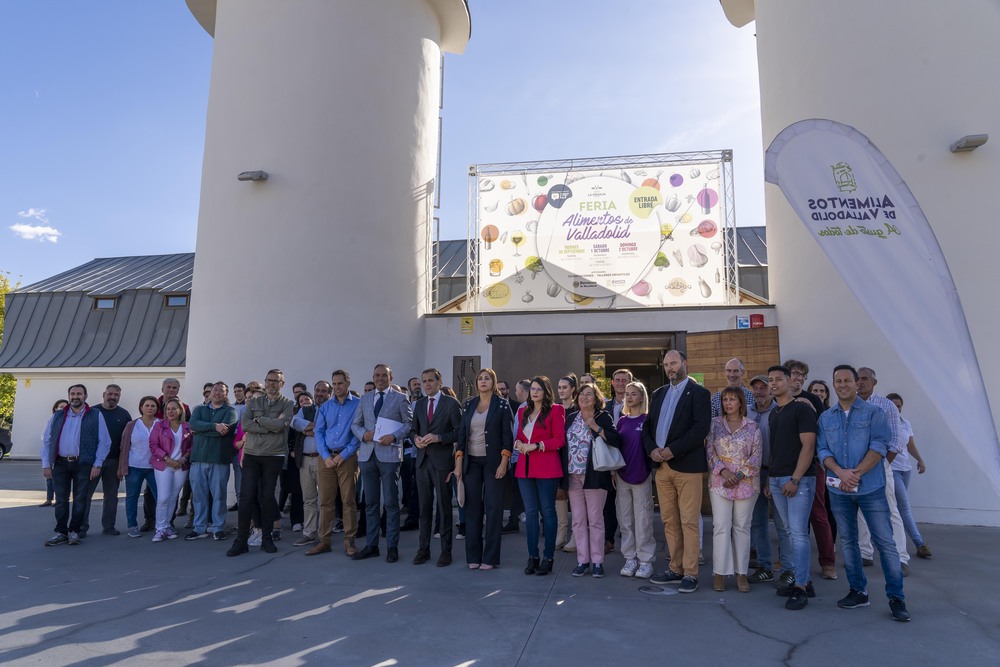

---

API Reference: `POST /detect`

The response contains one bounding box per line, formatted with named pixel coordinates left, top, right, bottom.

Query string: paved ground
left=1, top=460, right=998, bottom=666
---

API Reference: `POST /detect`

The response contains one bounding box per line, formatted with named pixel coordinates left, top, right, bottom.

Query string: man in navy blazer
left=350, top=363, right=413, bottom=563
left=410, top=368, right=463, bottom=566
left=642, top=350, right=711, bottom=593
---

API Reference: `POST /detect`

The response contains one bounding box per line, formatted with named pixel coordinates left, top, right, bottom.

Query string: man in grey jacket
left=228, top=370, right=296, bottom=557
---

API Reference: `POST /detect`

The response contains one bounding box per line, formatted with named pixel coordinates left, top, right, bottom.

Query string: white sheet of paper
left=374, top=416, right=406, bottom=442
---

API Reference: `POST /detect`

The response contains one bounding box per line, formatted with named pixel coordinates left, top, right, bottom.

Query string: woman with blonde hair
left=615, top=381, right=657, bottom=579
left=149, top=398, right=192, bottom=542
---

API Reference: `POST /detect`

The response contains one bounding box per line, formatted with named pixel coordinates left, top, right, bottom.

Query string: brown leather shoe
left=344, top=542, right=357, bottom=557
left=737, top=574, right=750, bottom=593
left=714, top=574, right=725, bottom=592
left=821, top=565, right=838, bottom=580
left=305, top=542, right=332, bottom=556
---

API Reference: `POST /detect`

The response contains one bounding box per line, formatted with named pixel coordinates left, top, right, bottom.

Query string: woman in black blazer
left=562, top=383, right=622, bottom=578
left=453, top=368, right=514, bottom=569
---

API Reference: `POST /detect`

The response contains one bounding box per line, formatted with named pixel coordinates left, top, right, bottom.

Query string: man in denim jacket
left=818, top=364, right=910, bottom=622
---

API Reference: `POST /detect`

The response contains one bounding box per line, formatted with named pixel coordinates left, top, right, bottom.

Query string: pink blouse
left=706, top=416, right=762, bottom=500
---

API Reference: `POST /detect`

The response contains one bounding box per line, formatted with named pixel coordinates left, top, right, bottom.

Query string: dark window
left=165, top=295, right=189, bottom=308
left=94, top=298, right=116, bottom=310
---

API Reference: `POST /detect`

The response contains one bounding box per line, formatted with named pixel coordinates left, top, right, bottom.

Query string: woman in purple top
left=615, top=381, right=656, bottom=579
left=706, top=386, right=762, bottom=593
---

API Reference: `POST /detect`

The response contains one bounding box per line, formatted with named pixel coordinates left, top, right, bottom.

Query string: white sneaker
left=635, top=562, right=655, bottom=579
left=165, top=528, right=178, bottom=540
left=620, top=558, right=639, bottom=577
left=292, top=523, right=303, bottom=532
left=152, top=530, right=165, bottom=543
left=248, top=528, right=263, bottom=547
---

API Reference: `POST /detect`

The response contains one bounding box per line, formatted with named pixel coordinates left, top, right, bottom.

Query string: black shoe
left=777, top=581, right=816, bottom=597
left=785, top=587, right=809, bottom=610
left=386, top=547, right=399, bottom=563
left=862, top=558, right=874, bottom=567
left=747, top=568, right=775, bottom=584
left=572, top=563, right=590, bottom=577
left=78, top=530, right=88, bottom=539
left=185, top=531, right=210, bottom=541
left=837, top=589, right=870, bottom=609
left=524, top=557, right=539, bottom=575
left=437, top=551, right=452, bottom=567
left=678, top=576, right=698, bottom=593
left=213, top=531, right=227, bottom=541
left=501, top=522, right=519, bottom=534
left=102, top=528, right=120, bottom=536
left=536, top=558, right=554, bottom=576
left=228, top=503, right=238, bottom=512
left=352, top=545, right=380, bottom=561
left=456, top=524, right=466, bottom=540
left=226, top=540, right=249, bottom=557
left=650, top=570, right=684, bottom=585
left=889, top=597, right=910, bottom=622
left=776, top=570, right=795, bottom=588
left=413, top=549, right=431, bottom=565
left=261, top=539, right=277, bottom=554
left=139, top=522, right=153, bottom=533
left=271, top=529, right=282, bottom=542
left=400, top=522, right=419, bottom=532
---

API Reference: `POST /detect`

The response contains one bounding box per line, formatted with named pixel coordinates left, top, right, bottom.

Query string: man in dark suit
left=350, top=363, right=413, bottom=563
left=642, top=350, right=712, bottom=593
left=411, top=368, right=463, bottom=567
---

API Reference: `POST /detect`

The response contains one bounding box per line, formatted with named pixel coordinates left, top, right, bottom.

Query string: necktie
left=427, top=397, right=435, bottom=423
left=375, top=391, right=385, bottom=419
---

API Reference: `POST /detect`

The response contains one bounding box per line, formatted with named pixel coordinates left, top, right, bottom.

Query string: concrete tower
left=721, top=0, right=1000, bottom=524
left=184, top=0, right=469, bottom=389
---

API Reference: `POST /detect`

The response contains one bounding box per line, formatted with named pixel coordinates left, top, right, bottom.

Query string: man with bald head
left=643, top=350, right=712, bottom=593
left=711, top=358, right=754, bottom=418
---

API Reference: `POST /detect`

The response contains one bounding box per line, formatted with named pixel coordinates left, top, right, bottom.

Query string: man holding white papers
left=350, top=363, right=413, bottom=563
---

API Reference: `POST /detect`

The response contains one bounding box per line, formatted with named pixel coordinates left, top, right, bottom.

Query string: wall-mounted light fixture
left=949, top=134, right=988, bottom=153
left=237, top=170, right=269, bottom=181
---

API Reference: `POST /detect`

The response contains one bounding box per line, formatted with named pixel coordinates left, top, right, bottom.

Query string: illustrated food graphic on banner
left=475, top=158, right=730, bottom=311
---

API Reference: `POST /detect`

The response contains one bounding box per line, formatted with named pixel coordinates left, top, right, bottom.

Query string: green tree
left=0, top=270, right=20, bottom=429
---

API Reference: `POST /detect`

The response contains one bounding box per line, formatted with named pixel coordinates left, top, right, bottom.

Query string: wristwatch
left=790, top=477, right=800, bottom=485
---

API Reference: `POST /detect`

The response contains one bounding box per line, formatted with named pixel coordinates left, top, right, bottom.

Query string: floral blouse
left=706, top=416, right=762, bottom=500
left=566, top=412, right=592, bottom=475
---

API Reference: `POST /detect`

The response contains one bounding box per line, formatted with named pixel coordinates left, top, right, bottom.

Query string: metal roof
left=434, top=226, right=767, bottom=279
left=16, top=253, right=194, bottom=296
left=0, top=254, right=193, bottom=369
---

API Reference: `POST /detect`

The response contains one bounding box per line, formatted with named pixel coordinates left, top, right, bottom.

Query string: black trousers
left=82, top=457, right=120, bottom=533
left=464, top=455, right=505, bottom=566
left=236, top=454, right=283, bottom=541
left=503, top=464, right=523, bottom=524
left=604, top=484, right=619, bottom=546
left=401, top=453, right=420, bottom=523
left=278, top=461, right=304, bottom=526
left=417, top=455, right=453, bottom=553
left=52, top=458, right=92, bottom=534
left=142, top=485, right=156, bottom=524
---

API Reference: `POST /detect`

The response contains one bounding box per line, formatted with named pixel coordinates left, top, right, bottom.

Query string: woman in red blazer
left=149, top=398, right=192, bottom=543
left=514, top=376, right=566, bottom=576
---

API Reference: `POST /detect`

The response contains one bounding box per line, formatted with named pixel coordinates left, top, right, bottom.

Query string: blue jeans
left=518, top=477, right=559, bottom=559
left=360, top=458, right=401, bottom=549
left=751, top=470, right=792, bottom=570
left=769, top=475, right=815, bottom=587
left=190, top=462, right=231, bottom=533
left=829, top=489, right=904, bottom=600
left=892, top=470, right=925, bottom=548
left=125, top=467, right=157, bottom=529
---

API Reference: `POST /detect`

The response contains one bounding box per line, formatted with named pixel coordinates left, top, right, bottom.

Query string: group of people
left=39, top=353, right=930, bottom=623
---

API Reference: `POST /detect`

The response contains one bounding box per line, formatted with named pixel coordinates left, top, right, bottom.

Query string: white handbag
left=592, top=434, right=625, bottom=472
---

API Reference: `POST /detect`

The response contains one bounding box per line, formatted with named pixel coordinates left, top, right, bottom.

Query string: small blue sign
left=736, top=315, right=750, bottom=329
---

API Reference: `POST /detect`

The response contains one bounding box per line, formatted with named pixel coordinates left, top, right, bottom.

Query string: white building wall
left=6, top=369, right=187, bottom=460
left=423, top=306, right=778, bottom=374
left=184, top=0, right=466, bottom=396
left=731, top=0, right=1000, bottom=525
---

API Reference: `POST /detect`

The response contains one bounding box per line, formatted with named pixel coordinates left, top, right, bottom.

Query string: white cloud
left=11, top=208, right=62, bottom=243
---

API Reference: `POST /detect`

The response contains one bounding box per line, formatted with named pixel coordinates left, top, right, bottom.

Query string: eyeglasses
left=790, top=371, right=807, bottom=378
left=264, top=378, right=281, bottom=384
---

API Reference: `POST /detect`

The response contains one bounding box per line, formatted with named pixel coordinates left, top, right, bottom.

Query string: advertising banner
left=765, top=118, right=1000, bottom=495
left=474, top=160, right=729, bottom=311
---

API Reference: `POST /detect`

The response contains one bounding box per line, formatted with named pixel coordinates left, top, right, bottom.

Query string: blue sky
left=1, top=1, right=761, bottom=286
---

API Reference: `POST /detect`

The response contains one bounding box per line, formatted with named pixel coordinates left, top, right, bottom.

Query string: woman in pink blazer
left=149, top=398, right=192, bottom=542
left=514, top=376, right=566, bottom=576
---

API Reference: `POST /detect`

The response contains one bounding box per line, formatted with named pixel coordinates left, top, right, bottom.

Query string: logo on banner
left=831, top=162, right=857, bottom=193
